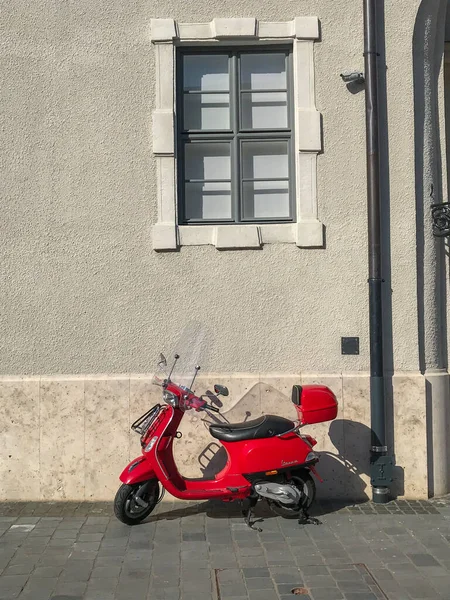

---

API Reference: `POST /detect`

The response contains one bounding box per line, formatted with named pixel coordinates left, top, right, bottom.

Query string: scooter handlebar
left=192, top=399, right=220, bottom=413
left=180, top=392, right=220, bottom=413
left=188, top=396, right=206, bottom=411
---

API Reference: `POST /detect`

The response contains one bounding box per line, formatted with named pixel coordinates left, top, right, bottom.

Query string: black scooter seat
left=209, top=415, right=295, bottom=442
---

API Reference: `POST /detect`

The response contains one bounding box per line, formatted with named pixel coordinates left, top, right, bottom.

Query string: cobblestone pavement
left=1, top=498, right=450, bottom=600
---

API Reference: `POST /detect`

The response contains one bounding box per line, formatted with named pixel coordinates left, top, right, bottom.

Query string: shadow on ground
left=148, top=497, right=370, bottom=524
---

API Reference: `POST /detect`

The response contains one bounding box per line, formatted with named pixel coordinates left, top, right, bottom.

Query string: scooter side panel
left=119, top=456, right=156, bottom=485
left=222, top=435, right=312, bottom=475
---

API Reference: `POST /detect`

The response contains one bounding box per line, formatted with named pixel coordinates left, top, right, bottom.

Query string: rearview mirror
left=158, top=353, right=167, bottom=368
left=214, top=384, right=229, bottom=397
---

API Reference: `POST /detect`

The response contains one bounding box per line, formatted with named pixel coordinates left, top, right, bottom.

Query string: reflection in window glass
left=240, top=53, right=287, bottom=90
left=185, top=182, right=232, bottom=220
left=184, top=93, right=230, bottom=130
left=241, top=92, right=287, bottom=129
left=242, top=180, right=290, bottom=219
left=183, top=55, right=229, bottom=91
left=242, top=141, right=289, bottom=180
left=184, top=143, right=231, bottom=181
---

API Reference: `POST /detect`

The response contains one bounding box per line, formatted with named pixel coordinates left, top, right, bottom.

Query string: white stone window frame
left=151, top=17, right=323, bottom=251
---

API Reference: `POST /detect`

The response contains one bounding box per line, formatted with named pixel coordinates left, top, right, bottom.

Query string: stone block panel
left=0, top=372, right=430, bottom=500
left=84, top=378, right=129, bottom=500
left=39, top=379, right=84, bottom=501
left=0, top=379, right=40, bottom=500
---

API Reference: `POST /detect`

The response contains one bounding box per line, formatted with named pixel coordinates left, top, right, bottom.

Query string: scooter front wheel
left=114, top=480, right=160, bottom=525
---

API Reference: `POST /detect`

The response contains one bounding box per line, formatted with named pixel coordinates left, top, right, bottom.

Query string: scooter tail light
left=306, top=451, right=319, bottom=462
left=305, top=435, right=317, bottom=447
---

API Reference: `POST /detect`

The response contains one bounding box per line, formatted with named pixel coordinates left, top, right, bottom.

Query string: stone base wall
left=0, top=373, right=427, bottom=501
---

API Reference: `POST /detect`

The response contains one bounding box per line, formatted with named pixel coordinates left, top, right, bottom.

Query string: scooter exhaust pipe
left=254, top=482, right=302, bottom=505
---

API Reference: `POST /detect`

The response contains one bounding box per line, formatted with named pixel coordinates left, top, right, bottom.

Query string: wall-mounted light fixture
left=340, top=70, right=365, bottom=85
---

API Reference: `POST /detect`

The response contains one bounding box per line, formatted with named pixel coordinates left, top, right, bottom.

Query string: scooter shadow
left=146, top=496, right=365, bottom=524
left=147, top=500, right=270, bottom=523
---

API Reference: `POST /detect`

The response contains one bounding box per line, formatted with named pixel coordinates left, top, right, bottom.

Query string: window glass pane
left=185, top=182, right=232, bottom=220
left=184, top=93, right=230, bottom=130
left=185, top=143, right=231, bottom=181
left=242, top=141, right=289, bottom=180
left=183, top=55, right=229, bottom=91
left=242, top=180, right=289, bottom=219
left=241, top=92, right=287, bottom=129
left=240, top=53, right=287, bottom=90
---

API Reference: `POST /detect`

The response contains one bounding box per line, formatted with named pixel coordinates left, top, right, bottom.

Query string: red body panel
left=120, top=457, right=156, bottom=485
left=220, top=433, right=312, bottom=475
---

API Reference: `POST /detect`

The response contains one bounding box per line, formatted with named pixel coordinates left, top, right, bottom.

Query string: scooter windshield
left=152, top=374, right=165, bottom=387
left=154, top=321, right=209, bottom=388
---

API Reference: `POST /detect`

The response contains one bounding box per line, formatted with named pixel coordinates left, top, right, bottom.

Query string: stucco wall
left=1, top=0, right=423, bottom=376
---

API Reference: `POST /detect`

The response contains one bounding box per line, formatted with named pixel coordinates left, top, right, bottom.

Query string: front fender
left=119, top=456, right=157, bottom=485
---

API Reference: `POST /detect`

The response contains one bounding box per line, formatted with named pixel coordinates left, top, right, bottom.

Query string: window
left=177, top=49, right=294, bottom=224
left=150, top=17, right=323, bottom=250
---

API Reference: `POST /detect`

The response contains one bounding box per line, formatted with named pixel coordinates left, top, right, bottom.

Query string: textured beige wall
left=0, top=0, right=424, bottom=376
left=0, top=373, right=427, bottom=501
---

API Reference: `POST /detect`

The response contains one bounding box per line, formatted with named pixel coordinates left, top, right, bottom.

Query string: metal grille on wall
left=431, top=202, right=450, bottom=236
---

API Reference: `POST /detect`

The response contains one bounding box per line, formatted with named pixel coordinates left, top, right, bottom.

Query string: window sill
left=152, top=221, right=324, bottom=251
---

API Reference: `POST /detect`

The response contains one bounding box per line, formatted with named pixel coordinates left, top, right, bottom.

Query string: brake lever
left=198, top=395, right=220, bottom=413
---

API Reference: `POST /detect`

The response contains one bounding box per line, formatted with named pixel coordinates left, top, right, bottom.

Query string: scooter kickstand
left=242, top=498, right=262, bottom=532
left=298, top=509, right=321, bottom=526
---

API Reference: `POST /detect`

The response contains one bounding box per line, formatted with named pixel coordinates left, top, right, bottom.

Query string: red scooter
left=114, top=354, right=338, bottom=529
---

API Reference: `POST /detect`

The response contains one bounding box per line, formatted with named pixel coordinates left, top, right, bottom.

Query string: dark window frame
left=176, top=46, right=295, bottom=225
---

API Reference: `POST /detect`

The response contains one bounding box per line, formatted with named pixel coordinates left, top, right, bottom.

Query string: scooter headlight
left=163, top=390, right=177, bottom=407
left=306, top=451, right=319, bottom=463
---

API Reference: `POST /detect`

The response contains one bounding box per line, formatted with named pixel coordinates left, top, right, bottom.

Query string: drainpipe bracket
left=371, top=445, right=387, bottom=453
left=370, top=454, right=395, bottom=486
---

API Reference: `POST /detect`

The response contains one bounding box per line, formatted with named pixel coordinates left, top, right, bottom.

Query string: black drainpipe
left=363, top=0, right=394, bottom=503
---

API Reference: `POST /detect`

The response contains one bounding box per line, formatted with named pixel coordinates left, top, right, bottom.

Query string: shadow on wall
left=324, top=420, right=404, bottom=500
left=413, top=0, right=449, bottom=497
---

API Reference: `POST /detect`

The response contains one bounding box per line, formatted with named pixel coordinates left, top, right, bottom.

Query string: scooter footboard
left=119, top=457, right=157, bottom=485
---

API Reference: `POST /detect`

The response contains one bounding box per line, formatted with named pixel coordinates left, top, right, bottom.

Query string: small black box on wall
left=341, top=337, right=360, bottom=355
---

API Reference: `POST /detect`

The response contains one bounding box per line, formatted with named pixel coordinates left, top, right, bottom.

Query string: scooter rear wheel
left=268, top=472, right=316, bottom=519
left=114, top=480, right=160, bottom=525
